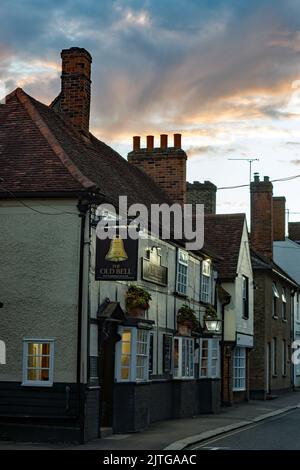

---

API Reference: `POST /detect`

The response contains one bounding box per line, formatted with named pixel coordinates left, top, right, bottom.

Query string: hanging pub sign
left=95, top=230, right=138, bottom=281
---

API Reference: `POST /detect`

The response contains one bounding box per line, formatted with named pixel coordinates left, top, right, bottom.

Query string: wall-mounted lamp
left=204, top=318, right=222, bottom=334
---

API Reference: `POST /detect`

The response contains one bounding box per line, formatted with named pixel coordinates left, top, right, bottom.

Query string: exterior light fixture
left=204, top=318, right=222, bottom=333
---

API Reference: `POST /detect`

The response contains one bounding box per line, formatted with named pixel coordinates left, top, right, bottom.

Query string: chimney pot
left=174, top=133, right=182, bottom=149
left=160, top=134, right=168, bottom=149
left=254, top=173, right=260, bottom=182
left=147, top=135, right=154, bottom=150
left=133, top=136, right=140, bottom=151
left=264, top=176, right=270, bottom=182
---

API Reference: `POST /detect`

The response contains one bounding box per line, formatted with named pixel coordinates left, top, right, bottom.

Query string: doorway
left=266, top=342, right=271, bottom=394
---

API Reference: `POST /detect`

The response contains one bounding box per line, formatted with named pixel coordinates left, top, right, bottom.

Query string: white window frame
left=199, top=338, right=220, bottom=379
left=22, top=338, right=54, bottom=387
left=173, top=336, right=194, bottom=379
left=115, top=327, right=150, bottom=383
left=233, top=347, right=246, bottom=391
left=201, top=260, right=212, bottom=303
left=176, top=250, right=189, bottom=295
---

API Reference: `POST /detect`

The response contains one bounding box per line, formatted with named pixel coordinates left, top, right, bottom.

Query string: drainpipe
left=291, top=289, right=296, bottom=391
left=220, top=288, right=231, bottom=406
left=77, top=199, right=89, bottom=444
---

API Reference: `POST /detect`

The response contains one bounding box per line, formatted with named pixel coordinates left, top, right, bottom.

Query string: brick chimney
left=250, top=173, right=273, bottom=260
left=273, top=197, right=286, bottom=241
left=59, top=47, right=92, bottom=133
left=186, top=180, right=217, bottom=214
left=289, top=222, right=300, bottom=244
left=127, top=134, right=187, bottom=205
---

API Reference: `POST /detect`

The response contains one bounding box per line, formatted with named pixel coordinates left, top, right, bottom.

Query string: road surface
left=192, top=409, right=300, bottom=450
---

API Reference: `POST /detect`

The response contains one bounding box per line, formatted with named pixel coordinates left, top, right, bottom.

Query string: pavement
left=0, top=391, right=300, bottom=450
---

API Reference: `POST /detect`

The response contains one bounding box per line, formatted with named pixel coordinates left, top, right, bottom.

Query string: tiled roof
left=0, top=88, right=172, bottom=208
left=251, top=248, right=299, bottom=287
left=204, top=213, right=246, bottom=280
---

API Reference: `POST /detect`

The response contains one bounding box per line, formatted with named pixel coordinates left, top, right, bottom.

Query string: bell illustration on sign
left=105, top=235, right=128, bottom=262
left=95, top=231, right=138, bottom=280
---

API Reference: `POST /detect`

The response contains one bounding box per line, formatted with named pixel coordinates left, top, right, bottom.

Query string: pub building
left=0, top=47, right=253, bottom=442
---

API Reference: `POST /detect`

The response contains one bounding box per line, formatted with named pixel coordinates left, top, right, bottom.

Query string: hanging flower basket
left=125, top=285, right=152, bottom=318
left=177, top=304, right=198, bottom=336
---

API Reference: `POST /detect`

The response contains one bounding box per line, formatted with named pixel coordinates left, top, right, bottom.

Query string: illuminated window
left=120, top=329, right=132, bottom=381
left=115, top=327, right=150, bottom=382
left=22, top=339, right=54, bottom=386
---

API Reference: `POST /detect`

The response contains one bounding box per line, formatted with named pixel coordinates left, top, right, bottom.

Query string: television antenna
left=228, top=158, right=260, bottom=183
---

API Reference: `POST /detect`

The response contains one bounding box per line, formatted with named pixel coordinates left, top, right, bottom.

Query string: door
left=99, top=323, right=118, bottom=427
left=266, top=343, right=271, bottom=394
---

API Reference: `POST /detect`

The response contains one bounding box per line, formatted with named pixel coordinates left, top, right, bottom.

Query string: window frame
left=242, top=275, right=249, bottom=319
left=272, top=283, right=280, bottom=318
left=198, top=338, right=220, bottom=379
left=176, top=249, right=189, bottom=296
left=233, top=347, right=246, bottom=391
left=201, top=260, right=212, bottom=303
left=173, top=336, right=194, bottom=380
left=22, top=338, right=55, bottom=387
left=281, top=287, right=287, bottom=321
left=115, top=327, right=150, bottom=383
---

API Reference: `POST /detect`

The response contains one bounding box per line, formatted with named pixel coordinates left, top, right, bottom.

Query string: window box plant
left=125, top=285, right=152, bottom=318
left=177, top=304, right=198, bottom=336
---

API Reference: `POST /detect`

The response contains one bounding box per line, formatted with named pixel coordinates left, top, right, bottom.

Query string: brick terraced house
left=249, top=174, right=299, bottom=399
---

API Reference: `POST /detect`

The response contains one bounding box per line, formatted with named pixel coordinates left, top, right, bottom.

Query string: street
left=192, top=409, right=300, bottom=450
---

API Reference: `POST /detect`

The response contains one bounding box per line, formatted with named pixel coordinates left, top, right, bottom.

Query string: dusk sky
left=1, top=0, right=300, bottom=223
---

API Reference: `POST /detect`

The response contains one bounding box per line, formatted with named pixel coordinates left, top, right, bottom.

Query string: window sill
left=232, top=388, right=246, bottom=392
left=281, top=319, right=287, bottom=323
left=173, top=291, right=188, bottom=299
left=173, top=376, right=195, bottom=381
left=242, top=316, right=249, bottom=321
left=21, top=381, right=53, bottom=387
left=272, top=316, right=278, bottom=320
left=272, top=374, right=278, bottom=378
